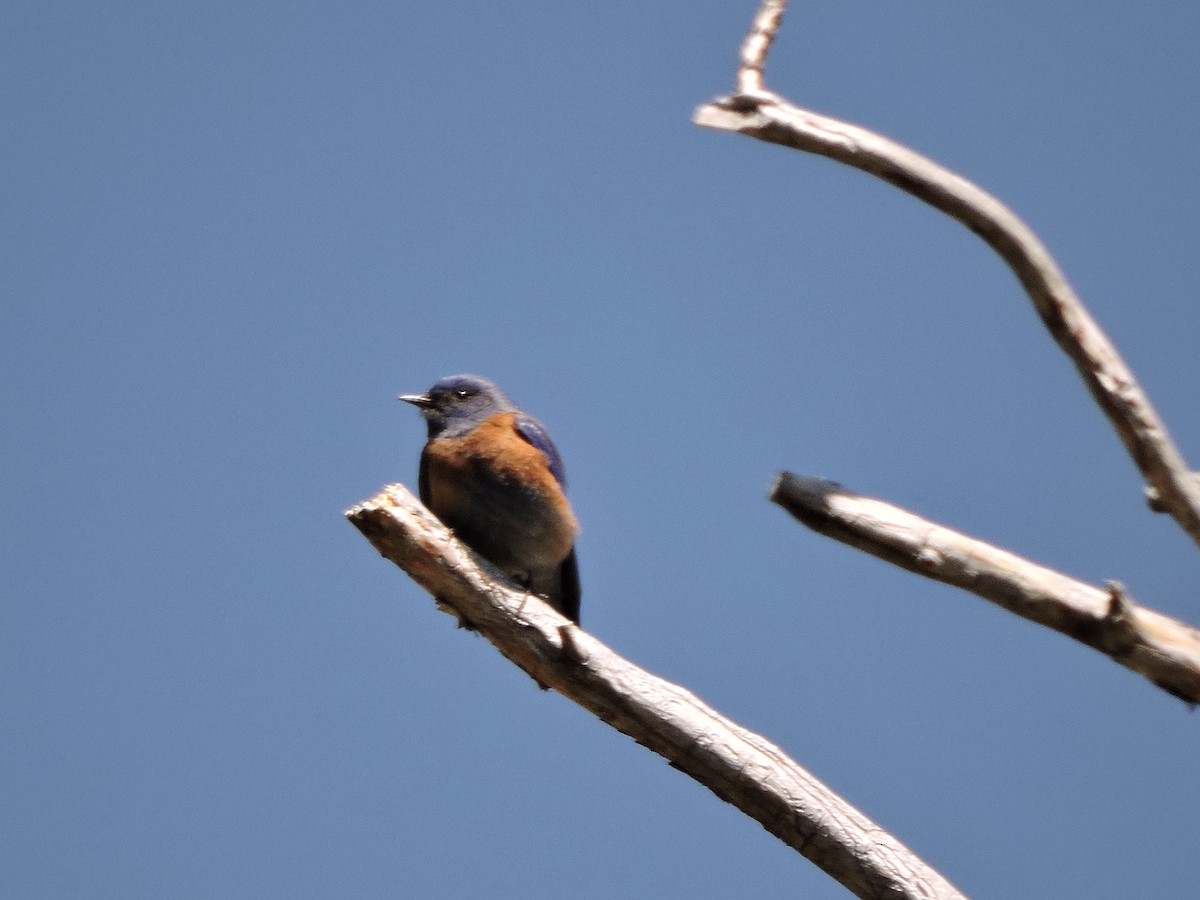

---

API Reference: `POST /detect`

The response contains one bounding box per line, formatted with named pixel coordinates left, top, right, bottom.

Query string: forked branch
left=695, top=0, right=1200, bottom=550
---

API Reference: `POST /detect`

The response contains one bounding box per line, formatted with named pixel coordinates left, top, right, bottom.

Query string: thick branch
left=347, top=484, right=967, bottom=900
left=694, top=2, right=1200, bottom=551
left=772, top=473, right=1200, bottom=705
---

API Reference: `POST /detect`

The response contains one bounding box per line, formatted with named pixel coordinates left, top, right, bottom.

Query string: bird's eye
left=455, top=389, right=472, bottom=400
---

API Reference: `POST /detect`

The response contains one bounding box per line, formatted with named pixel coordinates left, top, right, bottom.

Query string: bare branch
left=694, top=2, right=1200, bottom=551
left=737, top=0, right=786, bottom=94
left=771, top=473, right=1200, bottom=705
left=347, top=484, right=968, bottom=900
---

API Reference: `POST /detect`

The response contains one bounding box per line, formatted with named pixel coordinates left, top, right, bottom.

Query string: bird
left=399, top=374, right=581, bottom=623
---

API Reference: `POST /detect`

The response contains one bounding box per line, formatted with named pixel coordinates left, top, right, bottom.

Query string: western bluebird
left=399, top=374, right=581, bottom=623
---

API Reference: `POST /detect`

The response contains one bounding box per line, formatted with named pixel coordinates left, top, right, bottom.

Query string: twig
left=737, top=0, right=786, bottom=94
left=347, top=484, right=968, bottom=900
left=771, top=473, right=1200, bottom=705
left=694, top=0, right=1200, bottom=551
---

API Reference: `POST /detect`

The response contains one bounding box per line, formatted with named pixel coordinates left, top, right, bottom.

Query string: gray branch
left=347, top=485, right=968, bottom=900
left=772, top=473, right=1200, bottom=705
left=693, top=0, right=1200, bottom=551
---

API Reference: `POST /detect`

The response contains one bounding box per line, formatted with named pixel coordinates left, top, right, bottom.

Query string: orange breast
left=422, top=412, right=578, bottom=569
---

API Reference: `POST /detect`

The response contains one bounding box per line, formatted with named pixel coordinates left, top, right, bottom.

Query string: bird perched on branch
left=399, top=374, right=581, bottom=622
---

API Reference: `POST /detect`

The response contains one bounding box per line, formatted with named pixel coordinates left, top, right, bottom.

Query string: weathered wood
left=694, top=1, right=1200, bottom=550
left=772, top=473, right=1200, bottom=705
left=347, top=484, right=968, bottom=900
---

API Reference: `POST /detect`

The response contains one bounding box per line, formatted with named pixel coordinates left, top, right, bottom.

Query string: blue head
left=399, top=374, right=517, bottom=439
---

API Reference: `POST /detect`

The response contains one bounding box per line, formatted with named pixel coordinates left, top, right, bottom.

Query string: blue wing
left=514, top=414, right=580, bottom=623
left=514, top=415, right=567, bottom=488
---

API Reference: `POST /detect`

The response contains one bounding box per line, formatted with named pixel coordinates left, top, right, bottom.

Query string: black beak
left=398, top=392, right=434, bottom=409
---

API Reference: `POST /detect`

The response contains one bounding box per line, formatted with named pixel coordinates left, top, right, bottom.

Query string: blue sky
left=4, top=2, right=1199, bottom=897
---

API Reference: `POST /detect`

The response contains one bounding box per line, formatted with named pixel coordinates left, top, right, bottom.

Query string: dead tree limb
left=347, top=484, right=968, bottom=900
left=771, top=473, right=1200, bottom=705
left=693, top=0, right=1200, bottom=551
